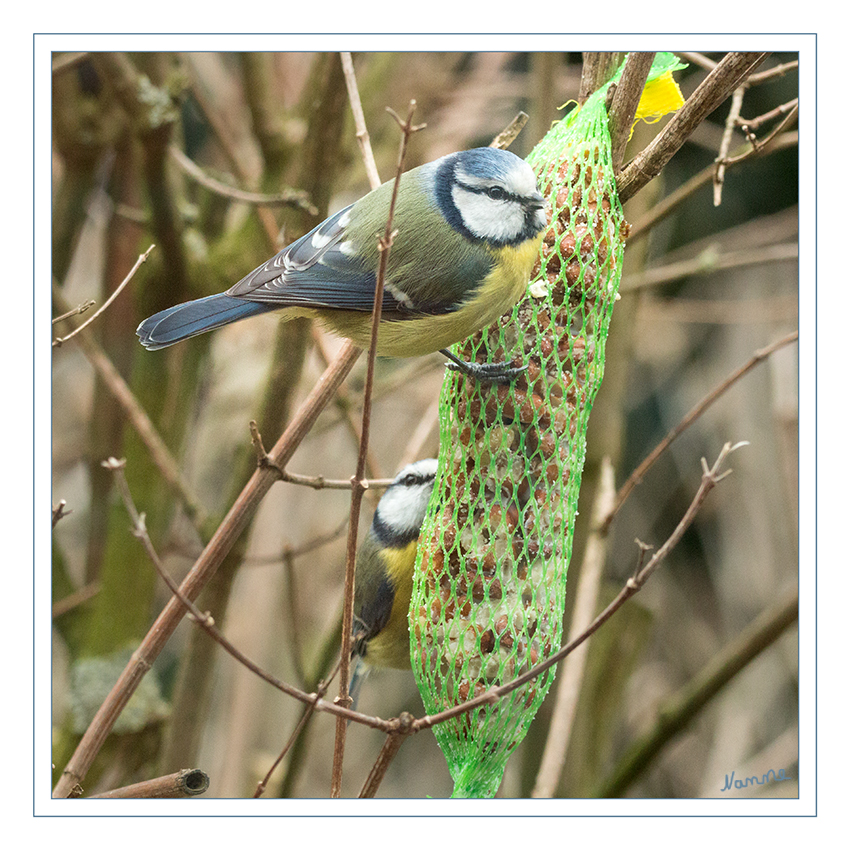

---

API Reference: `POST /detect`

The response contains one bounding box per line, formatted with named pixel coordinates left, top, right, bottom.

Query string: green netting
left=410, top=54, right=683, bottom=798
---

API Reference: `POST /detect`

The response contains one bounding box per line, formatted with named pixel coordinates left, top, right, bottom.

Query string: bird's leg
left=439, top=348, right=527, bottom=384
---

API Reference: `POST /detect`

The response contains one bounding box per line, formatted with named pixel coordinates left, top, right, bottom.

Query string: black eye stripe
left=454, top=179, right=522, bottom=204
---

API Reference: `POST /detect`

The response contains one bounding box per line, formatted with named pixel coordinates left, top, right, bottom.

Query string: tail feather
left=137, top=294, right=272, bottom=350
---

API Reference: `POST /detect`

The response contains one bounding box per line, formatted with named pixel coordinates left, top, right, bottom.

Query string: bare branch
left=52, top=582, right=100, bottom=619
left=579, top=53, right=624, bottom=103
left=169, top=146, right=317, bottom=215
left=627, top=130, right=798, bottom=240
left=52, top=500, right=71, bottom=528
left=601, top=331, right=798, bottom=532
left=608, top=52, right=656, bottom=170
left=51, top=281, right=209, bottom=530
left=489, top=111, right=529, bottom=150
left=713, top=86, right=746, bottom=206
left=52, top=300, right=96, bottom=325
left=254, top=685, right=329, bottom=798
left=722, top=102, right=798, bottom=166
left=340, top=52, right=382, bottom=191
left=617, top=52, right=769, bottom=202
left=594, top=587, right=798, bottom=797
left=675, top=52, right=717, bottom=72
left=99, top=457, right=394, bottom=731
left=52, top=245, right=155, bottom=348
left=359, top=712, right=415, bottom=798
left=249, top=420, right=393, bottom=490
left=331, top=99, right=423, bottom=798
left=88, top=768, right=210, bottom=799
left=621, top=241, right=798, bottom=291
left=737, top=97, right=799, bottom=133
left=748, top=59, right=798, bottom=85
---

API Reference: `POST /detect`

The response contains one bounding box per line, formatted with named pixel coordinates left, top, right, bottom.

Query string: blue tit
left=137, top=148, right=547, bottom=380
left=350, top=458, right=437, bottom=702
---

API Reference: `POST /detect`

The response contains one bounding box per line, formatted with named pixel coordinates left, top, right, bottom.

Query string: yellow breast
left=364, top=540, right=418, bottom=669
left=301, top=233, right=543, bottom=358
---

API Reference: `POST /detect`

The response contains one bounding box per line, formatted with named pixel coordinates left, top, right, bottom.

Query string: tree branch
left=608, top=52, right=656, bottom=170
left=616, top=52, right=769, bottom=202
left=330, top=99, right=424, bottom=798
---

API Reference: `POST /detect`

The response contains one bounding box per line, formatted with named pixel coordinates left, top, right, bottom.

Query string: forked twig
left=330, top=99, right=424, bottom=798
left=52, top=245, right=155, bottom=348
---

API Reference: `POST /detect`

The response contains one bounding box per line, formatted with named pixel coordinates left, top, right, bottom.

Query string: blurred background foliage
left=51, top=50, right=798, bottom=799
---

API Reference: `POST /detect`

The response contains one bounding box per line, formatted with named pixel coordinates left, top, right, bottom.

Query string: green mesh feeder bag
left=409, top=54, right=685, bottom=798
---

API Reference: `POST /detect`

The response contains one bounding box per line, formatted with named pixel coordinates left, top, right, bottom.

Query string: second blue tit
left=350, top=458, right=437, bottom=701
left=137, top=148, right=547, bottom=367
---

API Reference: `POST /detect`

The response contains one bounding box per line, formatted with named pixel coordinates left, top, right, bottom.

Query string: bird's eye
left=486, top=186, right=508, bottom=201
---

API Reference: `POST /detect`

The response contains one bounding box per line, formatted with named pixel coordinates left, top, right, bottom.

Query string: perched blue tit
left=350, top=458, right=437, bottom=701
left=137, top=148, right=547, bottom=379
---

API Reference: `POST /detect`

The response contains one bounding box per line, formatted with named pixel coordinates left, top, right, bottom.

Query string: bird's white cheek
left=453, top=187, right=523, bottom=242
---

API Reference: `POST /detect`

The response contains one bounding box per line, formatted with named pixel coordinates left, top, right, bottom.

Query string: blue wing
left=138, top=204, right=402, bottom=349
left=227, top=204, right=402, bottom=314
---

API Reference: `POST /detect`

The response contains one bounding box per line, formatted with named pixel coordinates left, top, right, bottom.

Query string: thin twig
left=359, top=713, right=415, bottom=798
left=412, top=443, right=745, bottom=733
left=250, top=420, right=393, bottom=490
left=676, top=52, right=717, bottom=72
left=254, top=683, right=329, bottom=797
left=99, top=456, right=392, bottom=728
left=737, top=98, right=799, bottom=133
left=309, top=329, right=385, bottom=490
left=627, top=131, right=798, bottom=241
left=722, top=103, right=798, bottom=166
left=52, top=245, right=155, bottom=348
left=713, top=86, right=746, bottom=207
left=621, top=242, right=798, bottom=291
left=340, top=52, right=382, bottom=191
left=51, top=281, right=209, bottom=530
left=168, top=146, right=317, bottom=215
left=748, top=59, right=798, bottom=85
left=600, top=331, right=798, bottom=532
left=52, top=300, right=96, bottom=325
left=52, top=582, right=100, bottom=618
left=52, top=500, right=71, bottom=528
left=330, top=99, right=424, bottom=799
